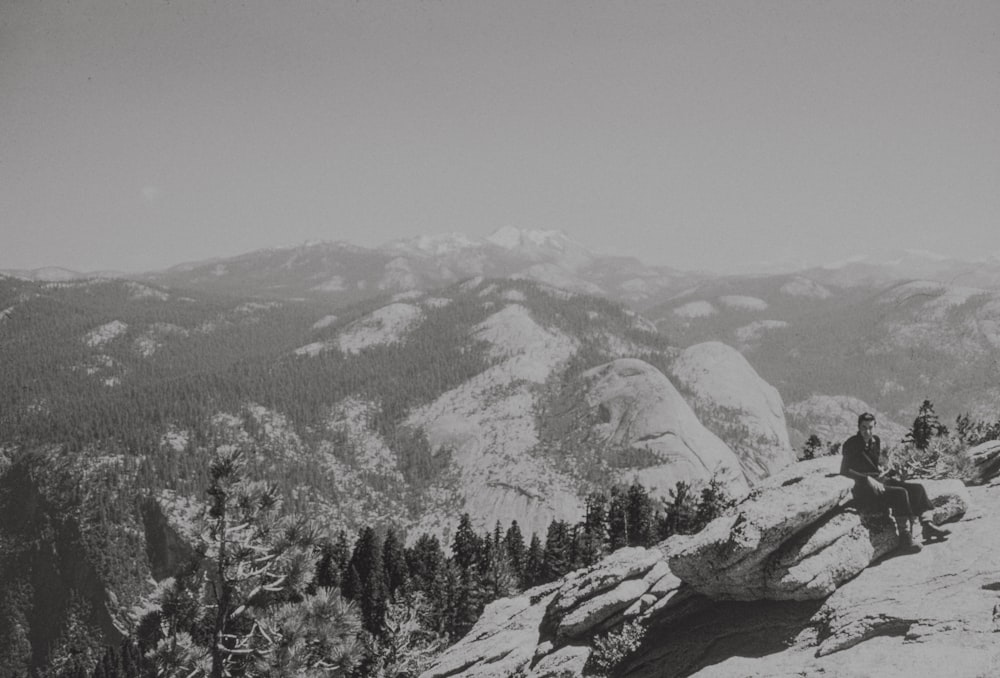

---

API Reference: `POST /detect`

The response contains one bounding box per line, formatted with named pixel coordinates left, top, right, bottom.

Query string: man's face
left=858, top=419, right=875, bottom=442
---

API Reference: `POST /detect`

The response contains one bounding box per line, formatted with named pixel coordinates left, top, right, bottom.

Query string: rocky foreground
left=421, top=456, right=1000, bottom=678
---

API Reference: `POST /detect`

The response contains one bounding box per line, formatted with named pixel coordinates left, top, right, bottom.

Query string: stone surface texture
left=578, top=358, right=751, bottom=497
left=422, top=457, right=986, bottom=678
left=670, top=341, right=796, bottom=482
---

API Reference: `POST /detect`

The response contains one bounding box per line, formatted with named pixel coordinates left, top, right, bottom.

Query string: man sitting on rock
left=841, top=412, right=951, bottom=551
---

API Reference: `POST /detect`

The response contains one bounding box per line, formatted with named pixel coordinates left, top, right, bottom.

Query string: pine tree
left=406, top=533, right=445, bottom=596
left=522, top=534, right=544, bottom=589
left=315, top=529, right=351, bottom=590
left=906, top=399, right=948, bottom=451
left=346, top=527, right=388, bottom=635
left=143, top=445, right=322, bottom=678
left=802, top=434, right=823, bottom=460
left=503, top=521, right=526, bottom=585
left=542, top=520, right=572, bottom=583
left=694, top=474, right=736, bottom=531
left=451, top=514, right=481, bottom=574
left=255, top=587, right=361, bottom=676
left=607, top=486, right=629, bottom=551
left=625, top=481, right=654, bottom=547
left=382, top=527, right=409, bottom=598
left=658, top=480, right=697, bottom=538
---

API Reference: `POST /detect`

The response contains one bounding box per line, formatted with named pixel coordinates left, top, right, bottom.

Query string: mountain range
left=3, top=227, right=998, bottom=675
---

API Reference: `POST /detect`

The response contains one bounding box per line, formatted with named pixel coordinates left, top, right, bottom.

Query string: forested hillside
left=3, top=273, right=738, bottom=676
left=647, top=273, right=1000, bottom=439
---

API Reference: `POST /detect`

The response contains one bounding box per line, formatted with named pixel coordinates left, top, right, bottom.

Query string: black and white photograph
left=2, top=1, right=999, bottom=676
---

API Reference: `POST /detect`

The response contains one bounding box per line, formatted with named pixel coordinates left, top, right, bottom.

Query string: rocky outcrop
left=422, top=459, right=981, bottom=678
left=575, top=358, right=751, bottom=497
left=625, top=481, right=1000, bottom=678
left=668, top=457, right=854, bottom=600
left=670, top=341, right=795, bottom=482
left=668, top=459, right=969, bottom=601
left=420, top=547, right=694, bottom=678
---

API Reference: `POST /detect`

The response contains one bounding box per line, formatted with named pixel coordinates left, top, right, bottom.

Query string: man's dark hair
left=858, top=412, right=876, bottom=426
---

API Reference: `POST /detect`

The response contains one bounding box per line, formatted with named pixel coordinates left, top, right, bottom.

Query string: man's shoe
left=921, top=521, right=951, bottom=543
left=897, top=530, right=922, bottom=553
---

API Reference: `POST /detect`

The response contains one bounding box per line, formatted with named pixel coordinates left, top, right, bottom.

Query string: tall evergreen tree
left=522, top=534, right=544, bottom=589
left=451, top=514, right=481, bottom=574
left=542, top=520, right=572, bottom=583
left=315, top=529, right=351, bottom=590
left=626, top=481, right=655, bottom=547
left=143, top=445, right=321, bottom=678
left=406, top=533, right=445, bottom=596
left=503, top=521, right=526, bottom=584
left=906, top=399, right=948, bottom=450
left=607, top=486, right=629, bottom=551
left=346, top=527, right=388, bottom=634
left=382, top=527, right=409, bottom=598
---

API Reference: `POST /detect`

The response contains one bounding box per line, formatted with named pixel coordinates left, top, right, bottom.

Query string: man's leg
left=899, top=481, right=951, bottom=541
left=882, top=485, right=920, bottom=551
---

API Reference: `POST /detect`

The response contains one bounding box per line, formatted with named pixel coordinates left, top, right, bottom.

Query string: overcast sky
left=2, top=1, right=998, bottom=273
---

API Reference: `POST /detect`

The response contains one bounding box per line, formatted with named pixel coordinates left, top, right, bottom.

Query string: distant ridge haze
left=6, top=228, right=1000, bottom=293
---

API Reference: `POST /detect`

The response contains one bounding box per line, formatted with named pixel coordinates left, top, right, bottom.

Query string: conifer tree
left=144, top=445, right=322, bottom=678
left=802, top=434, right=823, bottom=460
left=382, top=527, right=409, bottom=598
left=406, top=533, right=445, bottom=596
left=451, top=514, right=480, bottom=574
left=906, top=399, right=948, bottom=451
left=607, top=486, right=629, bottom=551
left=503, top=521, right=526, bottom=584
left=542, top=520, right=572, bottom=583
left=315, top=529, right=351, bottom=590
left=626, top=481, right=655, bottom=547
left=694, top=474, right=736, bottom=531
left=346, top=527, right=388, bottom=634
left=523, top=534, right=544, bottom=589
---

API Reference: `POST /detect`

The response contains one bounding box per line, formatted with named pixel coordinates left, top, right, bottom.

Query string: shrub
left=884, top=433, right=974, bottom=482
left=587, top=619, right=646, bottom=676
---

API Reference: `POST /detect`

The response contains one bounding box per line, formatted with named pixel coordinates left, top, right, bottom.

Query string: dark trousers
left=853, top=478, right=933, bottom=519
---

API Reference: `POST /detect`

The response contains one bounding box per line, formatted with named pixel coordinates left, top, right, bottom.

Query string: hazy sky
left=2, top=1, right=998, bottom=273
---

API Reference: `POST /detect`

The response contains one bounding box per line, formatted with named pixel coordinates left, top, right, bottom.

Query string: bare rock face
left=670, top=341, right=796, bottom=482
left=577, top=358, right=750, bottom=497
left=420, top=547, right=688, bottom=678
left=420, top=582, right=561, bottom=678
left=425, top=459, right=985, bottom=678
left=668, top=457, right=854, bottom=599
left=623, top=483, right=994, bottom=678
left=668, top=458, right=970, bottom=601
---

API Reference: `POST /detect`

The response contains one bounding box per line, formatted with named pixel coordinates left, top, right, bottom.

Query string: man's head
left=857, top=412, right=876, bottom=441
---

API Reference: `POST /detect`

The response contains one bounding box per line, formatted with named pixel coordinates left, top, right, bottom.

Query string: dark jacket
left=840, top=433, right=882, bottom=480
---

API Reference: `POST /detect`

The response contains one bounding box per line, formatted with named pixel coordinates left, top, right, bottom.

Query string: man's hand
left=866, top=476, right=885, bottom=496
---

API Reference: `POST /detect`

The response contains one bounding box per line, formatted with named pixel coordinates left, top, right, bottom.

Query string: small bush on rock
left=586, top=619, right=646, bottom=676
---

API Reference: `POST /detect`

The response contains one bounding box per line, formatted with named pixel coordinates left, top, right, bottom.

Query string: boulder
left=668, top=457, right=853, bottom=599
left=764, top=510, right=898, bottom=599
left=968, top=439, right=1000, bottom=485
left=668, top=459, right=972, bottom=601
left=920, top=478, right=972, bottom=524
left=670, top=341, right=796, bottom=482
